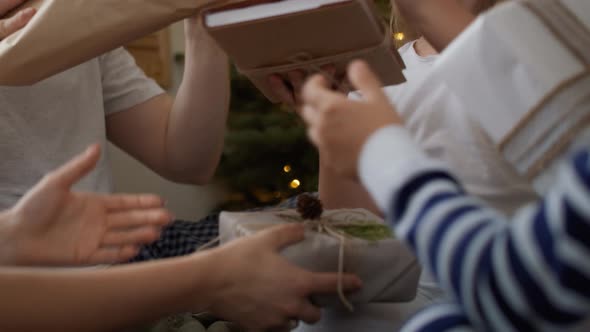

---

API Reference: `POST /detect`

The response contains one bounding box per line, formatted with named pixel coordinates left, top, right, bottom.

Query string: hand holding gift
left=206, top=222, right=363, bottom=330
left=219, top=194, right=421, bottom=312
left=203, top=0, right=405, bottom=103
left=268, top=65, right=346, bottom=107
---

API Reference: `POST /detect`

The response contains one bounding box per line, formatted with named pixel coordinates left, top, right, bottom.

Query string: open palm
left=8, top=145, right=173, bottom=266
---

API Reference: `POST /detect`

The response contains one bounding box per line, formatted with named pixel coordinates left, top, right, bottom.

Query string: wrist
left=192, top=246, right=237, bottom=313
left=184, top=17, right=224, bottom=53
left=182, top=23, right=228, bottom=76
left=179, top=250, right=224, bottom=313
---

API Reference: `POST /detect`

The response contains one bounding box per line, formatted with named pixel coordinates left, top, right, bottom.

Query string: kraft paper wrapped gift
left=219, top=208, right=421, bottom=309
left=0, top=0, right=245, bottom=85
left=398, top=0, right=590, bottom=188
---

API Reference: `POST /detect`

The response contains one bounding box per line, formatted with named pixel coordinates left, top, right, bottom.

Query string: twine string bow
left=300, top=216, right=355, bottom=312
left=280, top=209, right=377, bottom=312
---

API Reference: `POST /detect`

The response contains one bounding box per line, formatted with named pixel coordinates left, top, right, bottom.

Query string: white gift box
left=219, top=209, right=421, bottom=309
left=400, top=0, right=590, bottom=188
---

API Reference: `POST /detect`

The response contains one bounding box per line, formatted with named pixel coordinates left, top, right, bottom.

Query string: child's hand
left=301, top=60, right=402, bottom=179
left=0, top=0, right=35, bottom=40
left=5, top=145, right=173, bottom=266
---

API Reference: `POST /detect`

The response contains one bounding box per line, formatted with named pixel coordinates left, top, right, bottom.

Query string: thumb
left=48, top=144, right=101, bottom=189
left=347, top=60, right=388, bottom=104
left=258, top=224, right=306, bottom=251
left=0, top=7, right=36, bottom=39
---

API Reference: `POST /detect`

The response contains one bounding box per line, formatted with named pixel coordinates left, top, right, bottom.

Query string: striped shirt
left=359, top=126, right=590, bottom=331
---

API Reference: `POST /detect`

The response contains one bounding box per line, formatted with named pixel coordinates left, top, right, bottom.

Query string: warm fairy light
left=290, top=179, right=301, bottom=189
left=283, top=165, right=292, bottom=173
left=393, top=32, right=405, bottom=41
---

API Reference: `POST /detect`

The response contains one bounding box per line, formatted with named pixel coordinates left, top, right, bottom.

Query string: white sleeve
left=359, top=125, right=449, bottom=212
left=99, top=48, right=165, bottom=115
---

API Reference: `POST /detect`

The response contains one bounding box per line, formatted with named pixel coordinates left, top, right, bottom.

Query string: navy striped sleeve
left=386, top=147, right=590, bottom=331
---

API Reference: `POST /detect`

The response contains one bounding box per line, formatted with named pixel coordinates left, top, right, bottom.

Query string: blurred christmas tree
left=214, top=0, right=404, bottom=210
left=215, top=66, right=319, bottom=210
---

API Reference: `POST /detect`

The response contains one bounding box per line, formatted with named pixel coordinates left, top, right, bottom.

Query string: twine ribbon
left=300, top=217, right=355, bottom=312
left=278, top=209, right=381, bottom=312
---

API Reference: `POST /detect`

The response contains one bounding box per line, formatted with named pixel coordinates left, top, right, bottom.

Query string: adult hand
left=4, top=144, right=173, bottom=266
left=268, top=65, right=347, bottom=106
left=205, top=224, right=363, bottom=330
left=0, top=0, right=35, bottom=40
left=301, top=60, right=402, bottom=179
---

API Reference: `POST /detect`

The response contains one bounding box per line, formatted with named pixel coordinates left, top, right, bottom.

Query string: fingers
left=301, top=107, right=321, bottom=146
left=257, top=224, right=305, bottom=251
left=301, top=74, right=330, bottom=107
left=320, top=65, right=348, bottom=93
left=46, top=144, right=101, bottom=189
left=106, top=208, right=173, bottom=229
left=297, top=301, right=322, bottom=324
left=266, top=321, right=298, bottom=332
left=301, top=74, right=349, bottom=112
left=286, top=70, right=305, bottom=103
left=347, top=60, right=389, bottom=104
left=87, top=245, right=140, bottom=264
left=270, top=66, right=343, bottom=107
left=101, top=193, right=165, bottom=212
left=0, top=7, right=35, bottom=39
left=268, top=74, right=295, bottom=105
left=0, top=0, right=26, bottom=16
left=101, top=225, right=163, bottom=247
left=308, top=272, right=362, bottom=294
left=320, top=65, right=336, bottom=86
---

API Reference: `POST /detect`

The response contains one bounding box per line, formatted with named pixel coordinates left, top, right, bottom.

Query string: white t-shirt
left=0, top=48, right=164, bottom=210
left=298, top=41, right=537, bottom=332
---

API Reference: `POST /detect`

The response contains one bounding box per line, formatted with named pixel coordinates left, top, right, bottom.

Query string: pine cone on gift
left=296, top=194, right=323, bottom=220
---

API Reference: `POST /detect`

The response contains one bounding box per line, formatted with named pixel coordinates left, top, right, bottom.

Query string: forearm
left=0, top=254, right=214, bottom=332
left=166, top=20, right=230, bottom=183
left=318, top=160, right=381, bottom=215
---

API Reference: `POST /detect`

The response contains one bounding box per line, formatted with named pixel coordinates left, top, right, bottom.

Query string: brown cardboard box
left=204, top=0, right=406, bottom=102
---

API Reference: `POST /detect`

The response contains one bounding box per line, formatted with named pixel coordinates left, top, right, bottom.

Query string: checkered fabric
left=130, top=214, right=220, bottom=262
left=130, top=193, right=315, bottom=262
